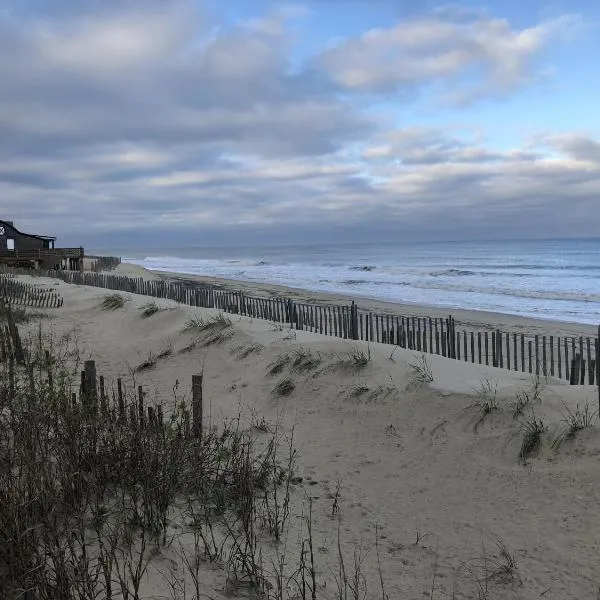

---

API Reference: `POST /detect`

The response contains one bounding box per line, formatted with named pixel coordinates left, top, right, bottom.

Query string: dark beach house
left=0, top=220, right=84, bottom=270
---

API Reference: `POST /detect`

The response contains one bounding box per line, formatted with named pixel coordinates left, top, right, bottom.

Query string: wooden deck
left=0, top=247, right=84, bottom=270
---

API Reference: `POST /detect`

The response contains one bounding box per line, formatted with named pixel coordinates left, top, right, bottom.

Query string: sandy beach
left=5, top=268, right=599, bottom=599
left=131, top=265, right=598, bottom=341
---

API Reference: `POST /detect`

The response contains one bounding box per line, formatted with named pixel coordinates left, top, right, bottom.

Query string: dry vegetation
left=0, top=316, right=320, bottom=600
left=102, top=293, right=127, bottom=310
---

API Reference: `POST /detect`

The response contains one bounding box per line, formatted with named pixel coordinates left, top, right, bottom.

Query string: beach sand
left=13, top=268, right=600, bottom=599
left=132, top=264, right=598, bottom=340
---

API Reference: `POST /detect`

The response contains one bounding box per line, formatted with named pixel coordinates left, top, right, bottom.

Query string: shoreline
left=143, top=267, right=598, bottom=340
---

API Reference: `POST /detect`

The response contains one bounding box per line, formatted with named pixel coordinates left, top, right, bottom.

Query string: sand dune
left=13, top=273, right=600, bottom=599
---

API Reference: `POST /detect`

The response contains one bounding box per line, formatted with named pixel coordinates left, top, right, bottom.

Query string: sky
left=1, top=0, right=599, bottom=248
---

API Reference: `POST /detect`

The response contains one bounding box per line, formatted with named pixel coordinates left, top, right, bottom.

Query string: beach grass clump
left=465, top=533, right=520, bottom=589
left=184, top=313, right=233, bottom=346
left=335, top=347, right=371, bottom=372
left=469, top=377, right=500, bottom=431
left=291, top=348, right=322, bottom=373
left=272, top=377, right=295, bottom=397
left=140, top=301, right=162, bottom=318
left=0, top=331, right=301, bottom=599
left=267, top=353, right=291, bottom=376
left=135, top=345, right=173, bottom=372
left=551, top=400, right=597, bottom=449
left=512, top=375, right=544, bottom=418
left=349, top=384, right=370, bottom=398
left=519, top=415, right=546, bottom=463
left=184, top=312, right=232, bottom=333
left=407, top=354, right=434, bottom=387
left=563, top=400, right=597, bottom=435
left=202, top=328, right=234, bottom=347
left=101, top=293, right=127, bottom=310
left=231, top=343, right=263, bottom=359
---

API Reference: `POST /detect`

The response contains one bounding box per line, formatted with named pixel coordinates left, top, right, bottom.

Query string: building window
left=6, top=238, right=14, bottom=251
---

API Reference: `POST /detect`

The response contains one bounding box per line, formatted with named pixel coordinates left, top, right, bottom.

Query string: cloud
left=537, top=134, right=600, bottom=164
left=362, top=128, right=543, bottom=165
left=0, top=1, right=598, bottom=246
left=318, top=11, right=582, bottom=102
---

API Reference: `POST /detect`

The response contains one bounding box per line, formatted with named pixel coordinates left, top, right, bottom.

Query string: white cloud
left=319, top=12, right=583, bottom=101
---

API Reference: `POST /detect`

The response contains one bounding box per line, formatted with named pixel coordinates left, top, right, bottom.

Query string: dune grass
left=407, top=354, right=434, bottom=386
left=101, top=293, right=127, bottom=310
left=0, top=331, right=305, bottom=599
left=519, top=415, right=546, bottom=463
left=272, top=377, right=295, bottom=397
left=184, top=312, right=231, bottom=333
left=334, top=347, right=371, bottom=372
left=140, top=301, right=162, bottom=318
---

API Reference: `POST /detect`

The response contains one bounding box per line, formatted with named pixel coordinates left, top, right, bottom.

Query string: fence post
left=84, top=360, right=97, bottom=411
left=192, top=374, right=203, bottom=440
left=597, top=326, right=600, bottom=414
left=350, top=301, right=359, bottom=340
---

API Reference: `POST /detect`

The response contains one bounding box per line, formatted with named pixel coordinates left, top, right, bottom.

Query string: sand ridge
left=14, top=273, right=600, bottom=599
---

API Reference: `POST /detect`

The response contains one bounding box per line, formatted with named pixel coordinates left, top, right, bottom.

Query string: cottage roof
left=0, top=219, right=57, bottom=241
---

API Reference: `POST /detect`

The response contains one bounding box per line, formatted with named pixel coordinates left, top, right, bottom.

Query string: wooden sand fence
left=0, top=277, right=63, bottom=309
left=0, top=330, right=205, bottom=438
left=6, top=267, right=600, bottom=387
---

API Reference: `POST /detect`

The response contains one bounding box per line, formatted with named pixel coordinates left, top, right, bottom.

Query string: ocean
left=113, top=238, right=600, bottom=325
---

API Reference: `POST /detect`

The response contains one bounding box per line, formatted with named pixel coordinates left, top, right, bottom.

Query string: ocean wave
left=349, top=265, right=377, bottom=272
left=429, top=269, right=478, bottom=277
left=409, top=281, right=600, bottom=304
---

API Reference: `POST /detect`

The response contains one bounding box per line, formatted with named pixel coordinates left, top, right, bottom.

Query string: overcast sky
left=1, top=0, right=599, bottom=248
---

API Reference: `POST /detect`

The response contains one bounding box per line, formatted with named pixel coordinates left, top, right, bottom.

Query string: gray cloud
left=0, top=1, right=598, bottom=247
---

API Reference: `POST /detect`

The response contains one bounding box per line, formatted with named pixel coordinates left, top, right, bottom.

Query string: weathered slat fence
left=87, top=255, right=122, bottom=272
left=0, top=278, right=63, bottom=309
left=4, top=267, right=599, bottom=386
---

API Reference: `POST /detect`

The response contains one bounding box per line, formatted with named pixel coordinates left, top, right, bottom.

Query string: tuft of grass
left=140, top=301, right=161, bottom=318
left=407, top=354, right=434, bottom=386
left=335, top=347, right=370, bottom=372
left=267, top=353, right=290, bottom=376
left=469, top=378, right=499, bottom=431
left=231, top=343, right=263, bottom=359
left=465, top=533, right=520, bottom=592
left=349, top=384, right=370, bottom=398
left=135, top=345, right=173, bottom=372
left=519, top=415, right=546, bottom=463
left=101, top=293, right=126, bottom=310
left=202, top=328, right=234, bottom=347
left=184, top=312, right=231, bottom=333
left=368, top=385, right=398, bottom=402
left=552, top=400, right=597, bottom=449
left=291, top=348, right=322, bottom=373
left=272, top=377, right=295, bottom=397
left=250, top=414, right=272, bottom=432
left=512, top=375, right=544, bottom=418
left=184, top=313, right=233, bottom=346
